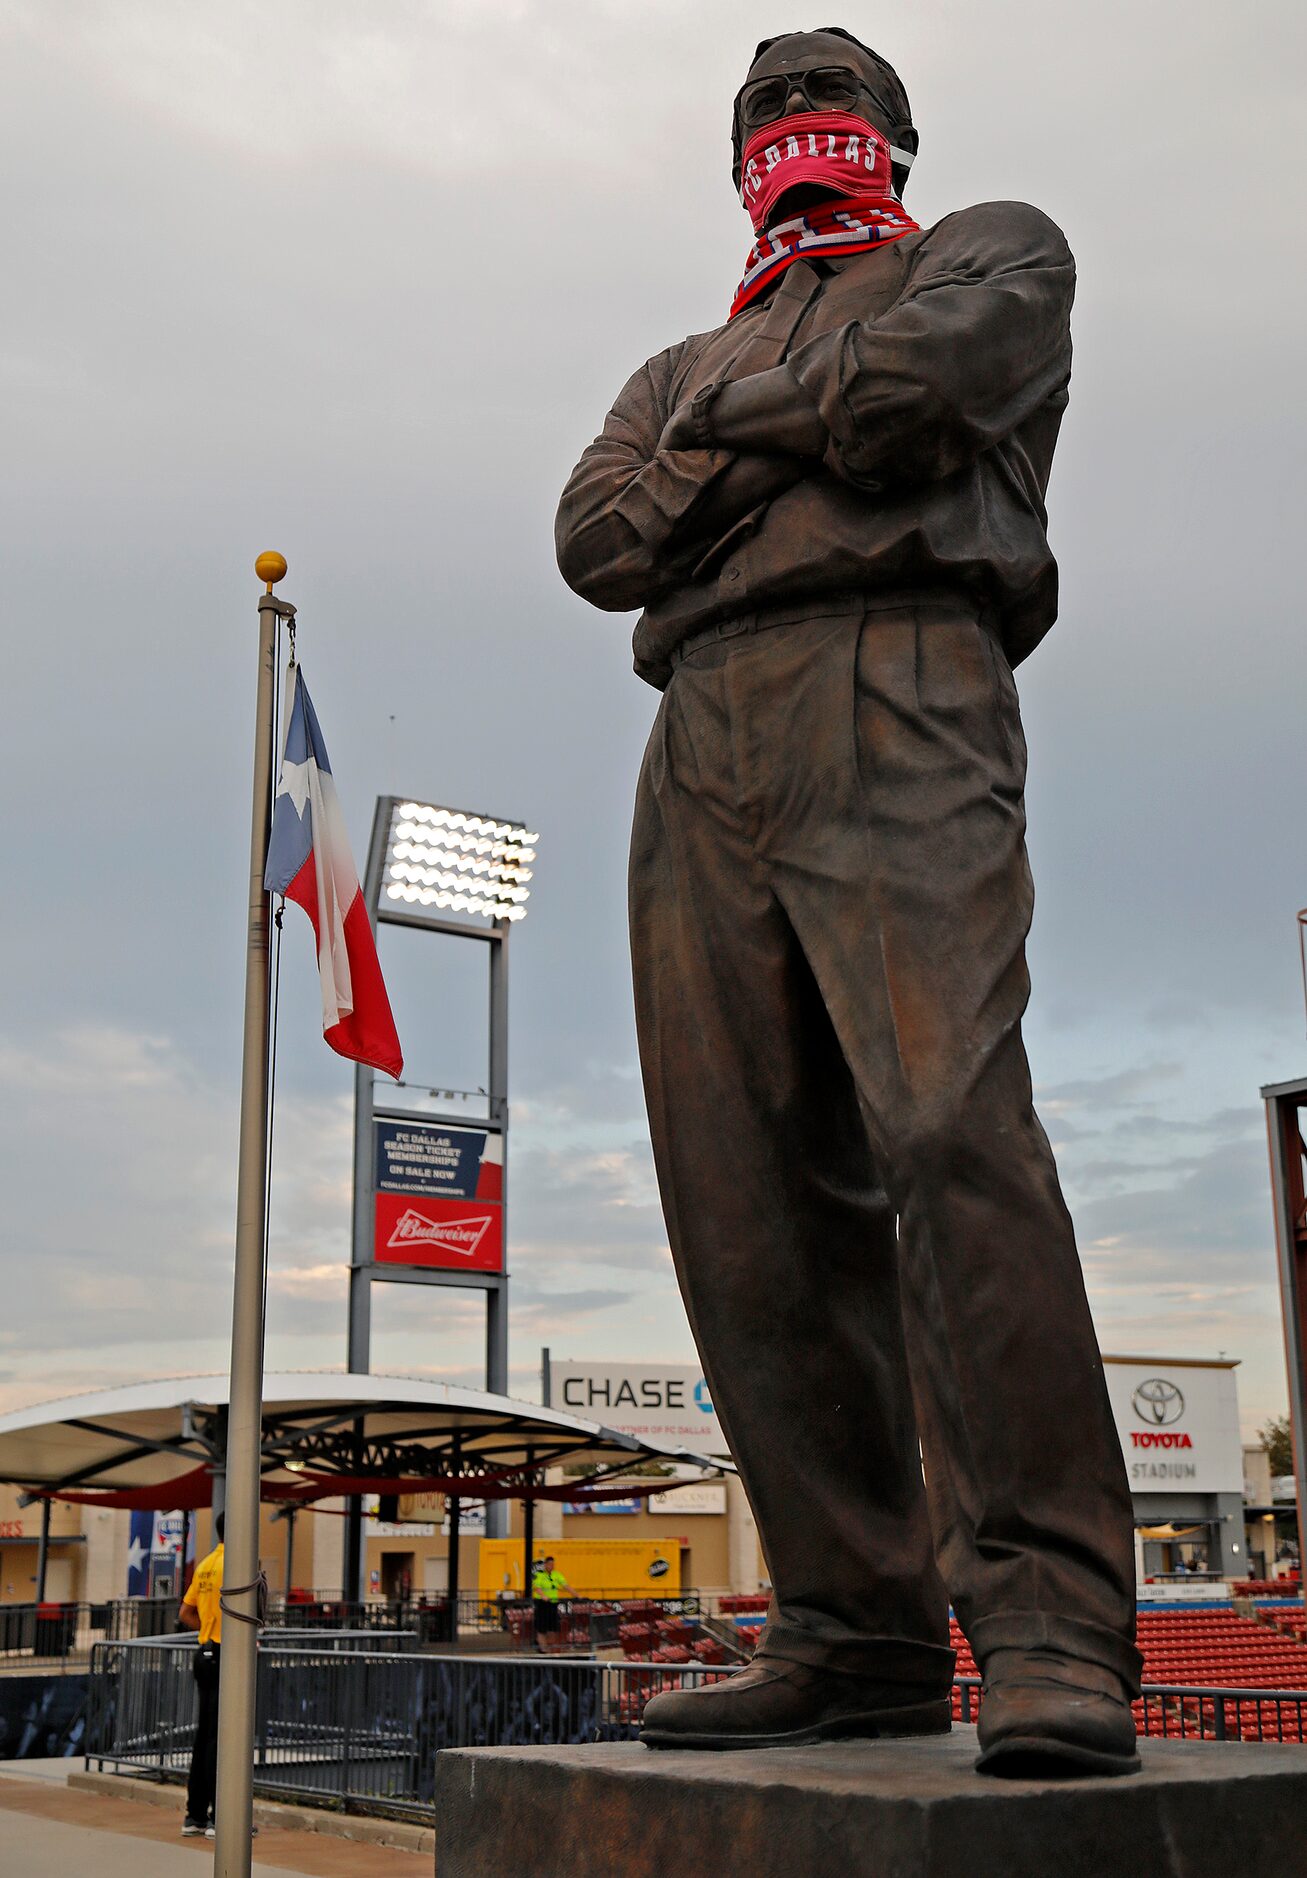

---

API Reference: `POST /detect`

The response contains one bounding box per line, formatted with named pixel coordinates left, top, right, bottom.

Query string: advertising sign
left=373, top=1118, right=503, bottom=1274
left=398, top=1491, right=446, bottom=1524
left=549, top=1361, right=726, bottom=1453
left=442, top=1505, right=487, bottom=1536
left=648, top=1483, right=727, bottom=1516
left=363, top=1494, right=436, bottom=1537
left=1103, top=1358, right=1243, bottom=1496
left=561, top=1474, right=727, bottom=1517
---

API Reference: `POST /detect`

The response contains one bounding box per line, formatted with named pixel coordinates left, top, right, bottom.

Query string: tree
left=1260, top=1414, right=1295, bottom=1477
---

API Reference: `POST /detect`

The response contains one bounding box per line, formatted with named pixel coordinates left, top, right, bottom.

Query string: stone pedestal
left=433, top=1727, right=1307, bottom=1877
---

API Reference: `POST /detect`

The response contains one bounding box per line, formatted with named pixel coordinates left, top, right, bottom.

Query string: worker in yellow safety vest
left=531, top=1555, right=568, bottom=1643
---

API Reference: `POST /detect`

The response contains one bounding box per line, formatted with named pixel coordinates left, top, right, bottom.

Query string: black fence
left=0, top=1596, right=460, bottom=1662
left=0, top=1598, right=184, bottom=1669
left=273, top=1590, right=710, bottom=1626
left=1, top=1589, right=739, bottom=1668
left=85, top=1641, right=732, bottom=1817
left=955, top=1676, right=1307, bottom=1743
left=268, top=1590, right=723, bottom=1652
left=86, top=1645, right=1307, bottom=1824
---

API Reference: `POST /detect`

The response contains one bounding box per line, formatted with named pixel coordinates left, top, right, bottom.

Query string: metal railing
left=273, top=1590, right=710, bottom=1627
left=954, top=1677, right=1307, bottom=1742
left=284, top=1589, right=713, bottom=1608
left=1, top=1589, right=732, bottom=1667
left=0, top=1597, right=185, bottom=1669
left=267, top=1590, right=722, bottom=1650
left=86, top=1645, right=1307, bottom=1823
left=85, top=1642, right=733, bottom=1817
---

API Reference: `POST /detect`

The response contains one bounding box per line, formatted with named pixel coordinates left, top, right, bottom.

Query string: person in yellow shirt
left=178, top=1512, right=223, bottom=1836
left=531, top=1555, right=568, bottom=1645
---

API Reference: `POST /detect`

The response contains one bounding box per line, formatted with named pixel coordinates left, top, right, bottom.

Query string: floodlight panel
left=382, top=799, right=540, bottom=923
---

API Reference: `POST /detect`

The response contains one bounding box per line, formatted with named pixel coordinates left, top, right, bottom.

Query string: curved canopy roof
left=0, top=1372, right=732, bottom=1508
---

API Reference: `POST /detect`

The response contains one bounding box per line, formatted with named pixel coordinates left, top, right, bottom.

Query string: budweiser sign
left=386, top=1208, right=492, bottom=1258
left=373, top=1188, right=503, bottom=1273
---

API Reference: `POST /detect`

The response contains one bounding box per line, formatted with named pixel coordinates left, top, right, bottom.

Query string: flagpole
left=213, top=550, right=291, bottom=1876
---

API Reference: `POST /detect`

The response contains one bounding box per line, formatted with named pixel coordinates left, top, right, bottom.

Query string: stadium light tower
left=383, top=800, right=536, bottom=923
left=344, top=795, right=538, bottom=1582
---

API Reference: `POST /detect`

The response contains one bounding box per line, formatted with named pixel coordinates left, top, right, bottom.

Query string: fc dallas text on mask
left=730, top=111, right=917, bottom=317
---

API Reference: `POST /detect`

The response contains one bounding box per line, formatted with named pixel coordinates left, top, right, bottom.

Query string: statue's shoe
left=975, top=1648, right=1141, bottom=1778
left=640, top=1654, right=952, bottom=1750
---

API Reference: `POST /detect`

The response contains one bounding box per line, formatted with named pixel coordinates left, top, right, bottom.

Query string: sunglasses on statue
left=736, top=66, right=880, bottom=129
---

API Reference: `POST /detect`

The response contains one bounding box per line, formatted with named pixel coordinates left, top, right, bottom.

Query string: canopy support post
left=34, top=1497, right=51, bottom=1602
left=522, top=1449, right=535, bottom=1648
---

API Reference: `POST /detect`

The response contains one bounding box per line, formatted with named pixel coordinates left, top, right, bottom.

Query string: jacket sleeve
left=555, top=345, right=734, bottom=611
left=784, top=202, right=1075, bottom=491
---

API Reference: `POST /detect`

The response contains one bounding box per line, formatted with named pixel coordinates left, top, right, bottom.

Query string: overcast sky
left=1, top=1, right=1303, bottom=1442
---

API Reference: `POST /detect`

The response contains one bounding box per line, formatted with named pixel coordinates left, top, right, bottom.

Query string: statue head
left=731, top=29, right=917, bottom=203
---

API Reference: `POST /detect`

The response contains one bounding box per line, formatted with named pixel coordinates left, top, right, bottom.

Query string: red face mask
left=739, top=109, right=904, bottom=231
left=731, top=111, right=918, bottom=319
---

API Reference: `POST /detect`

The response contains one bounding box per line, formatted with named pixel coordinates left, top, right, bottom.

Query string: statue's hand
left=658, top=399, right=712, bottom=454
left=662, top=370, right=826, bottom=460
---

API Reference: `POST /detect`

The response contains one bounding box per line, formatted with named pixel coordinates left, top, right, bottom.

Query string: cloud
left=0, top=1024, right=349, bottom=1400
left=270, top=1263, right=349, bottom=1296
left=0, top=0, right=1302, bottom=1438
left=6, top=0, right=705, bottom=172
left=515, top=1061, right=648, bottom=1131
left=1038, top=1063, right=1183, bottom=1113
left=511, top=1139, right=670, bottom=1269
left=0, top=1025, right=175, bottom=1094
left=0, top=1022, right=675, bottom=1411
left=1064, top=1115, right=1286, bottom=1438
left=1075, top=1135, right=1270, bottom=1258
left=510, top=1287, right=636, bottom=1332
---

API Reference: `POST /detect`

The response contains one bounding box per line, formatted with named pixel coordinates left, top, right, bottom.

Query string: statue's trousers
left=630, top=595, right=1141, bottom=1689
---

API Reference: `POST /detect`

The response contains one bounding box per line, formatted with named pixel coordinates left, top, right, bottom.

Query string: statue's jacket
left=555, top=200, right=1074, bottom=690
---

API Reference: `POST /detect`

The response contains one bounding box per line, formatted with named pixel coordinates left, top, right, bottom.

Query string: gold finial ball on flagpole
left=255, top=551, right=288, bottom=591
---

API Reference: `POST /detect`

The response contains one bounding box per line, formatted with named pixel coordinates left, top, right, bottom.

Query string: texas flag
left=265, top=663, right=403, bottom=1078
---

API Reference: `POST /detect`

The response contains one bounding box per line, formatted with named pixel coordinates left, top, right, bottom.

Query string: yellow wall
left=480, top=1538, right=682, bottom=1598
left=0, top=1543, right=87, bottom=1603
left=0, top=1484, right=86, bottom=1603
left=556, top=1511, right=730, bottom=1588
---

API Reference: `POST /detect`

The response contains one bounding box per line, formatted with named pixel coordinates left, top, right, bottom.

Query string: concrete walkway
left=0, top=1763, right=431, bottom=1877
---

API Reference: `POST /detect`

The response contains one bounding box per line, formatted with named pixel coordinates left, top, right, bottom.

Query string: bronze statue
left=557, top=27, right=1141, bottom=1777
